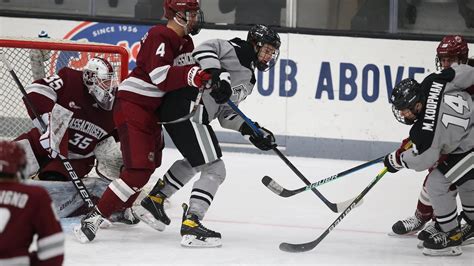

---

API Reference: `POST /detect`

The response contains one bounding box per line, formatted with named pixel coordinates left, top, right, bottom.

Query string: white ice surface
left=62, top=148, right=473, bottom=265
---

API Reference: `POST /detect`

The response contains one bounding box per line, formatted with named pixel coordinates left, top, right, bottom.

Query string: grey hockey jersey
left=192, top=37, right=257, bottom=131
left=401, top=63, right=474, bottom=171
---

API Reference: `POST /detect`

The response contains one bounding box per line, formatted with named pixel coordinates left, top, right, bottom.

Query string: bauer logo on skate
left=60, top=22, right=148, bottom=72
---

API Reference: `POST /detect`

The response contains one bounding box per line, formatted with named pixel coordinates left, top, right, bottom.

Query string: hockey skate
left=180, top=203, right=222, bottom=248
left=422, top=227, right=462, bottom=256
left=461, top=222, right=474, bottom=245
left=107, top=207, right=141, bottom=226
left=390, top=213, right=427, bottom=236
left=74, top=207, right=105, bottom=243
left=417, top=221, right=440, bottom=248
left=132, top=179, right=170, bottom=231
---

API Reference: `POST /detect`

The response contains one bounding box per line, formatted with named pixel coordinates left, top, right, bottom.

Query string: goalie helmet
left=390, top=78, right=424, bottom=125
left=163, top=0, right=204, bottom=36
left=0, top=141, right=26, bottom=178
left=247, top=24, right=281, bottom=71
left=436, top=35, right=469, bottom=70
left=83, top=57, right=118, bottom=111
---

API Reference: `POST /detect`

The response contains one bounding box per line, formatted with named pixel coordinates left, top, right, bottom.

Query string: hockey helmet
left=163, top=0, right=203, bottom=35
left=247, top=24, right=281, bottom=71
left=390, top=78, right=424, bottom=125
left=436, top=35, right=469, bottom=70
left=83, top=57, right=118, bottom=111
left=0, top=141, right=26, bottom=178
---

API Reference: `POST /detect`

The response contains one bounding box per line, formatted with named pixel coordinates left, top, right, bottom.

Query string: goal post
left=0, top=37, right=129, bottom=140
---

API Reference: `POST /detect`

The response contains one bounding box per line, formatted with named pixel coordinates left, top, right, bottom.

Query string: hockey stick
left=158, top=87, right=204, bottom=124
left=0, top=50, right=95, bottom=208
left=279, top=167, right=389, bottom=253
left=226, top=100, right=356, bottom=213
left=262, top=156, right=384, bottom=198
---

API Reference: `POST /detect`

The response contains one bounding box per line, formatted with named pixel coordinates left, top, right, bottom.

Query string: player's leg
left=74, top=99, right=160, bottom=242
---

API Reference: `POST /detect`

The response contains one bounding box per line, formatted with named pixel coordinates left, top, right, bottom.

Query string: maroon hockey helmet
left=0, top=141, right=26, bottom=178
left=163, top=0, right=203, bottom=35
left=436, top=35, right=469, bottom=70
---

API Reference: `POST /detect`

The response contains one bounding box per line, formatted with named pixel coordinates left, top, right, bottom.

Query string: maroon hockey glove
left=187, top=66, right=212, bottom=88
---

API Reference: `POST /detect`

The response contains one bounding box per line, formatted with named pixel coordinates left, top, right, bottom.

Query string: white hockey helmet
left=83, top=57, right=118, bottom=111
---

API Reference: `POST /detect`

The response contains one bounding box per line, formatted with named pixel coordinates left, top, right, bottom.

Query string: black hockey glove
left=207, top=68, right=232, bottom=104
left=239, top=122, right=277, bottom=151
left=384, top=138, right=413, bottom=173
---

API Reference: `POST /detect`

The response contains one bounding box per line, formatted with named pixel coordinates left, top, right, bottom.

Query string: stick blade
left=335, top=197, right=363, bottom=212
left=279, top=241, right=317, bottom=253
left=261, top=175, right=285, bottom=196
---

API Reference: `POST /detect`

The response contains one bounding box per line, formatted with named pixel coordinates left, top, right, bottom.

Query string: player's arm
left=32, top=190, right=64, bottom=266
left=449, top=63, right=474, bottom=89
left=143, top=31, right=208, bottom=91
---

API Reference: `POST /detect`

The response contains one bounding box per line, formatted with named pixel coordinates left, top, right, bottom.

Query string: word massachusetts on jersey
left=69, top=118, right=108, bottom=140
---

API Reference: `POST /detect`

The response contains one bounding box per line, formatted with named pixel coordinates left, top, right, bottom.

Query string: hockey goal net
left=0, top=37, right=129, bottom=140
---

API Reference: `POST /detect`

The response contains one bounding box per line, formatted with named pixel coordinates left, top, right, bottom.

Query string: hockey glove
left=206, top=69, right=232, bottom=104
left=187, top=66, right=212, bottom=88
left=383, top=138, right=413, bottom=173
left=38, top=113, right=59, bottom=158
left=239, top=122, right=277, bottom=151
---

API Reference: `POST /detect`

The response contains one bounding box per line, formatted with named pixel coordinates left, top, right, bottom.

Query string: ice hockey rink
left=62, top=147, right=473, bottom=265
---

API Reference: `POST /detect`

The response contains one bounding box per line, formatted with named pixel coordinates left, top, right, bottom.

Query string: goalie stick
left=158, top=87, right=204, bottom=124
left=0, top=50, right=95, bottom=208
left=227, top=100, right=356, bottom=213
left=279, top=167, right=389, bottom=253
left=262, top=156, right=384, bottom=198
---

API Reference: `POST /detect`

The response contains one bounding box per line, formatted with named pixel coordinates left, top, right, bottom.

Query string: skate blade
left=73, top=225, right=91, bottom=244
left=417, top=240, right=423, bottom=249
left=180, top=235, right=222, bottom=248
left=387, top=231, right=418, bottom=238
left=131, top=206, right=166, bottom=232
left=422, top=246, right=462, bottom=256
left=462, top=238, right=474, bottom=246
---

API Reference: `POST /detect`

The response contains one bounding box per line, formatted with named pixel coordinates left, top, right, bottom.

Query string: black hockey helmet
left=390, top=78, right=424, bottom=124
left=247, top=24, right=281, bottom=71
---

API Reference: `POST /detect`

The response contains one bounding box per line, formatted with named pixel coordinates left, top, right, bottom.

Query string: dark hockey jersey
left=24, top=67, right=115, bottom=159
left=0, top=181, right=64, bottom=266
left=402, top=64, right=474, bottom=171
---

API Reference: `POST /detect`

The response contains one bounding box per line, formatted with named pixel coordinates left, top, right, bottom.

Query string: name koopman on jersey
left=422, top=81, right=442, bottom=132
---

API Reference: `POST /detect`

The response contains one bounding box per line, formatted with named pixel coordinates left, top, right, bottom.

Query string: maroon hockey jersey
left=24, top=67, right=116, bottom=159
left=0, top=181, right=64, bottom=266
left=117, top=24, right=196, bottom=110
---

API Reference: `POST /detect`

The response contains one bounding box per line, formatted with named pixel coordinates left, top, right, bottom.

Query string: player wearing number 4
left=0, top=140, right=64, bottom=266
left=132, top=24, right=280, bottom=248
left=384, top=63, right=474, bottom=256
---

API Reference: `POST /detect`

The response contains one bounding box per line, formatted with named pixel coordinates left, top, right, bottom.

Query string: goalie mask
left=164, top=0, right=204, bottom=36
left=0, top=140, right=27, bottom=179
left=247, top=24, right=281, bottom=71
left=436, top=35, right=469, bottom=70
left=83, top=57, right=118, bottom=111
left=390, top=78, right=425, bottom=125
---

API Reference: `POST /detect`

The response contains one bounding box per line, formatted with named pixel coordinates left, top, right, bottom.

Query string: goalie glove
left=239, top=122, right=277, bottom=151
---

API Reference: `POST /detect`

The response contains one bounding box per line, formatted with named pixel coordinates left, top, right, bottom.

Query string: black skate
left=417, top=221, right=440, bottom=248
left=131, top=179, right=170, bottom=231
left=422, top=227, right=462, bottom=256
left=107, top=207, right=140, bottom=225
left=390, top=213, right=427, bottom=236
left=180, top=203, right=221, bottom=248
left=73, top=207, right=105, bottom=243
left=460, top=212, right=474, bottom=246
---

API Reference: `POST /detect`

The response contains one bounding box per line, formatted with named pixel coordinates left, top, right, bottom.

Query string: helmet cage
left=247, top=24, right=281, bottom=71
left=390, top=78, right=424, bottom=125
left=174, top=9, right=204, bottom=35
left=83, top=57, right=118, bottom=111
